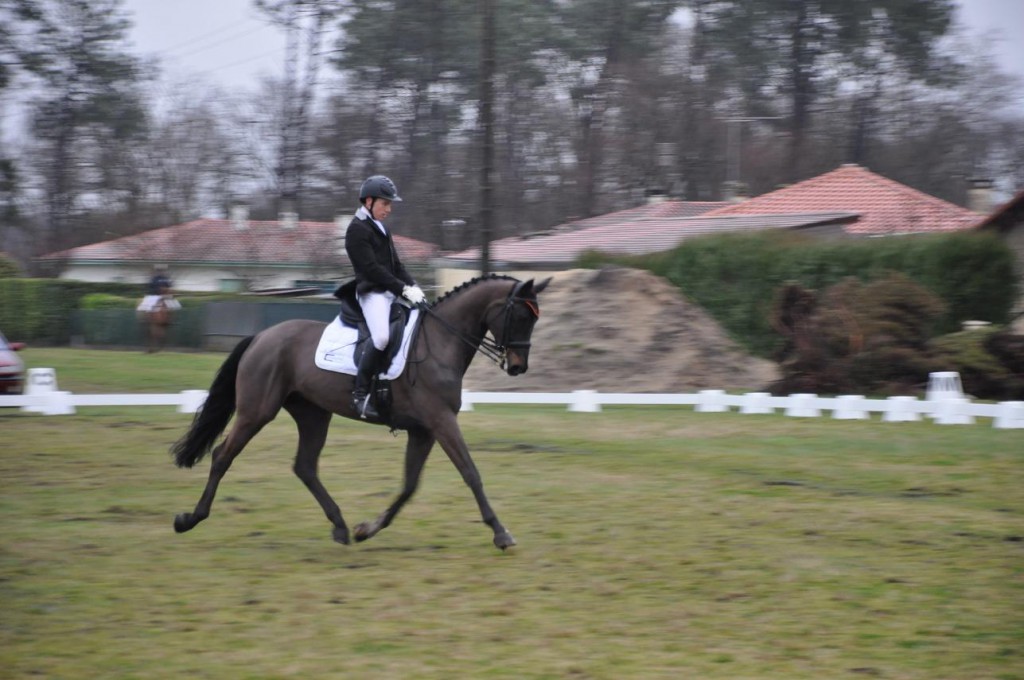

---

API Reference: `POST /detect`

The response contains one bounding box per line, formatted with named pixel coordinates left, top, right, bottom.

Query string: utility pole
left=479, top=0, right=495, bottom=276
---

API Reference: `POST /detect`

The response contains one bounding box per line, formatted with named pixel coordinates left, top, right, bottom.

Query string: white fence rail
left=462, top=389, right=1024, bottom=429
left=4, top=370, right=1021, bottom=429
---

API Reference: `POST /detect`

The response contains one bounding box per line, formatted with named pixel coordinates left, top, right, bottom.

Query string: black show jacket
left=344, top=216, right=415, bottom=297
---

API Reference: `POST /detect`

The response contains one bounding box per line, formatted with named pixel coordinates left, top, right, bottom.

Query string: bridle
left=419, top=280, right=540, bottom=369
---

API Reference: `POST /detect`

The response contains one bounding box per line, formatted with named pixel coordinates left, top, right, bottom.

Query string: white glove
left=402, top=285, right=426, bottom=305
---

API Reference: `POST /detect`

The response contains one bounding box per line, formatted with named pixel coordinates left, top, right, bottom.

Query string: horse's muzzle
left=505, top=349, right=528, bottom=376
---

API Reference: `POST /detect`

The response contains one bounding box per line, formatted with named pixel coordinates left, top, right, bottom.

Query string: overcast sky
left=123, top=0, right=1023, bottom=91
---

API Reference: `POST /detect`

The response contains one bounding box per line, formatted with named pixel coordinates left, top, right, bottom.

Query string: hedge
left=0, top=279, right=148, bottom=345
left=579, top=231, right=1018, bottom=358
left=0, top=278, right=342, bottom=346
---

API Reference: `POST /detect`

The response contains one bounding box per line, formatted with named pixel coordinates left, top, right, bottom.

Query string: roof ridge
left=703, top=164, right=975, bottom=222
left=848, top=165, right=976, bottom=216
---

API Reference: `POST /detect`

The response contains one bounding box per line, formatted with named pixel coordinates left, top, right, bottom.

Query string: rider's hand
left=402, top=285, right=426, bottom=305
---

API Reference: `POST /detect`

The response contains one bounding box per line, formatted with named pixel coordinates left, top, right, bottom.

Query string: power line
left=156, top=19, right=257, bottom=53
left=170, top=24, right=270, bottom=59
left=201, top=49, right=282, bottom=74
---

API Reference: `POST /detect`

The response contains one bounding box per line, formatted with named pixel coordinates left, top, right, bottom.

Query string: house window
left=219, top=279, right=246, bottom=293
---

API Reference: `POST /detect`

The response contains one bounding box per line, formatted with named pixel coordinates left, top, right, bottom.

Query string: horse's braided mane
left=430, top=273, right=519, bottom=308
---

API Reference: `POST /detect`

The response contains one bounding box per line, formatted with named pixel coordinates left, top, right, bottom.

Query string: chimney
left=278, top=196, right=298, bottom=229
left=278, top=211, right=298, bottom=230
left=645, top=188, right=668, bottom=205
left=441, top=219, right=466, bottom=251
left=724, top=180, right=748, bottom=203
left=968, top=178, right=995, bottom=214
left=230, top=202, right=249, bottom=230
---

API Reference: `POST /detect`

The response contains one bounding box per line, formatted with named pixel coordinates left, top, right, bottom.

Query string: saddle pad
left=314, top=310, right=421, bottom=380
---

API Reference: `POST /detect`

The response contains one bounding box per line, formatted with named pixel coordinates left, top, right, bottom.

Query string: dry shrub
left=771, top=273, right=947, bottom=395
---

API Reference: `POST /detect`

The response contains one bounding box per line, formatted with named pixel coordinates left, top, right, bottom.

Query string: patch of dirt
left=462, top=267, right=779, bottom=393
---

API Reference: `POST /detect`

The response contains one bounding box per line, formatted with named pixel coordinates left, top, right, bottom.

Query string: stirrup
left=353, top=394, right=378, bottom=420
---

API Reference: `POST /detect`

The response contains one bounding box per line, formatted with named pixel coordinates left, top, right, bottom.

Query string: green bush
left=581, top=231, right=1018, bottom=357
left=930, top=327, right=1024, bottom=400
left=767, top=274, right=948, bottom=395
left=79, top=293, right=138, bottom=310
left=0, top=252, right=21, bottom=278
left=0, top=279, right=145, bottom=344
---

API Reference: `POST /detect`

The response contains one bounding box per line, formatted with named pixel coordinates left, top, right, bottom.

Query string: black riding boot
left=352, top=344, right=384, bottom=420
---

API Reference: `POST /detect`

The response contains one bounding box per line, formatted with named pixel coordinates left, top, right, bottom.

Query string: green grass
left=2, top=350, right=1023, bottom=679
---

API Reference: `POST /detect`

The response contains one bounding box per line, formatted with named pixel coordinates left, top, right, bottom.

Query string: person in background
left=137, top=264, right=181, bottom=313
left=344, top=175, right=425, bottom=419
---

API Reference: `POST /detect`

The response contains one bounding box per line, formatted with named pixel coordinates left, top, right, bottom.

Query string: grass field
left=2, top=349, right=1022, bottom=679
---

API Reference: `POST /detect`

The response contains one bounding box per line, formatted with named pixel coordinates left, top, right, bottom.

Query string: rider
left=137, top=264, right=180, bottom=313
left=345, top=175, right=426, bottom=419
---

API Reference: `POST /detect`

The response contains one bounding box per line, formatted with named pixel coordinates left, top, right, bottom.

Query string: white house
left=39, top=213, right=438, bottom=293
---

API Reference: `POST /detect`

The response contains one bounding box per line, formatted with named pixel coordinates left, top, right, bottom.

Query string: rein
left=418, top=281, right=539, bottom=369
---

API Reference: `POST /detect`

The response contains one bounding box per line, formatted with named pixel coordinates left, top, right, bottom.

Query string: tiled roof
left=40, top=218, right=438, bottom=265
left=444, top=212, right=858, bottom=266
left=548, top=200, right=729, bottom=232
left=703, top=164, right=979, bottom=235
left=975, top=185, right=1024, bottom=232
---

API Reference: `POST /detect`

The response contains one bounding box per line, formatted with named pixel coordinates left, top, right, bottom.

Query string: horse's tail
left=171, top=336, right=255, bottom=468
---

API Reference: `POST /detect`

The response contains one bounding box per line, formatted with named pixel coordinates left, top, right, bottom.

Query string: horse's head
left=488, top=277, right=551, bottom=376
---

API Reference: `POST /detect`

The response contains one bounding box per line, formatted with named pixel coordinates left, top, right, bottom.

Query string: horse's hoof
left=332, top=526, right=351, bottom=545
left=353, top=522, right=373, bottom=543
left=494, top=531, right=517, bottom=551
left=173, top=513, right=192, bottom=533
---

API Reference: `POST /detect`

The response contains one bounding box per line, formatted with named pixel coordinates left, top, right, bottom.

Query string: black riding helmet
left=359, top=175, right=402, bottom=203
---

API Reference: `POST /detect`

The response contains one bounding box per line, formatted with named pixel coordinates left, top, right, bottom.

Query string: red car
left=0, top=330, right=26, bottom=395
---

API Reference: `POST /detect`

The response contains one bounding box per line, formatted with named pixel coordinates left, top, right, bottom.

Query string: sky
left=123, top=0, right=288, bottom=90
left=120, top=0, right=1024, bottom=90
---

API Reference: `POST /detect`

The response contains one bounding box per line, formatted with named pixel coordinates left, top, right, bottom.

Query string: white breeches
left=358, top=291, right=396, bottom=350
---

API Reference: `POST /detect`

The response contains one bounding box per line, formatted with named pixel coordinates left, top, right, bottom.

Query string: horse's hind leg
left=285, top=399, right=351, bottom=545
left=353, top=427, right=434, bottom=543
left=173, top=415, right=267, bottom=533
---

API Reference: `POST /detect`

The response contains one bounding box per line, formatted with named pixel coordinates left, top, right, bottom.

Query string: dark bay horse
left=171, top=275, right=550, bottom=550
left=144, top=297, right=173, bottom=353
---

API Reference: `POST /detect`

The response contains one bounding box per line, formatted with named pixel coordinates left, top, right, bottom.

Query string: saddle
left=333, top=280, right=412, bottom=370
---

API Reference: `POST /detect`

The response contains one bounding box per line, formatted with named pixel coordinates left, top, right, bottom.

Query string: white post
left=926, top=371, right=964, bottom=419
left=21, top=367, right=59, bottom=414
left=740, top=392, right=774, bottom=415
left=785, top=393, right=820, bottom=417
left=42, top=390, right=76, bottom=415
left=178, top=390, right=208, bottom=414
left=460, top=389, right=474, bottom=412
left=933, top=397, right=974, bottom=425
left=883, top=396, right=921, bottom=422
left=833, top=395, right=869, bottom=420
left=568, top=389, right=601, bottom=413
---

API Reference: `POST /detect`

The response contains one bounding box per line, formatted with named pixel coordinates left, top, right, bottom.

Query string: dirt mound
left=462, top=267, right=779, bottom=393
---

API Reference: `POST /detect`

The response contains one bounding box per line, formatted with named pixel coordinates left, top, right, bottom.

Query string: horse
left=144, top=296, right=173, bottom=353
left=170, top=275, right=551, bottom=550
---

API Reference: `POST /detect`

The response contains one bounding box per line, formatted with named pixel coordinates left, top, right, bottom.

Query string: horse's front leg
left=353, top=427, right=434, bottom=543
left=433, top=414, right=516, bottom=551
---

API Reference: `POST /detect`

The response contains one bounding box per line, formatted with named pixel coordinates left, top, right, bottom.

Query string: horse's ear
left=533, top=277, right=552, bottom=295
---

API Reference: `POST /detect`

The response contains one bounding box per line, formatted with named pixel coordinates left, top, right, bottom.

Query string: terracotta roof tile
left=548, top=200, right=729, bottom=233
left=704, top=164, right=978, bottom=235
left=445, top=212, right=857, bottom=266
left=41, top=218, right=438, bottom=265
